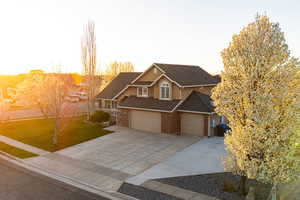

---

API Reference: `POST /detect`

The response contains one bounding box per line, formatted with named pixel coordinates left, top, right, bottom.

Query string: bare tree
left=81, top=20, right=98, bottom=120
left=44, top=70, right=75, bottom=145
left=105, top=61, right=135, bottom=82
left=0, top=88, right=9, bottom=123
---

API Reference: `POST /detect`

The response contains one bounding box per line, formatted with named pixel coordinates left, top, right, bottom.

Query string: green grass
left=0, top=141, right=38, bottom=158
left=0, top=117, right=112, bottom=152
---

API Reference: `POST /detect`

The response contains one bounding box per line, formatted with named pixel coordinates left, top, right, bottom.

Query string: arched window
left=160, top=81, right=171, bottom=99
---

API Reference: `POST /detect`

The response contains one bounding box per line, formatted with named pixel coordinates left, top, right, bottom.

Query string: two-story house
left=96, top=63, right=224, bottom=136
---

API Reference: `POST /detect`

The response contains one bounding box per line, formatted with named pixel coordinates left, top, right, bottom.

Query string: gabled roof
left=96, top=72, right=141, bottom=99
left=177, top=90, right=214, bottom=113
left=153, top=63, right=220, bottom=86
left=118, top=96, right=181, bottom=112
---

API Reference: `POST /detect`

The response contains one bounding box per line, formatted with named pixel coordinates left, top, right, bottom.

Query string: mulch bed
left=155, top=172, right=272, bottom=200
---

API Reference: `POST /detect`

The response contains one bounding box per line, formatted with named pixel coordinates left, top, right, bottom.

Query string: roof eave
left=182, top=83, right=218, bottom=88
left=177, top=110, right=215, bottom=115
left=117, top=105, right=173, bottom=113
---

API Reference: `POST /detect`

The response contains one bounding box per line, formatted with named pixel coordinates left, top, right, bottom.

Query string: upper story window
left=137, top=87, right=148, bottom=97
left=160, top=81, right=171, bottom=100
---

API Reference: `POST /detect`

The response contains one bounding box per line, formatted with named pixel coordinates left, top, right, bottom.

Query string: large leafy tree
left=212, top=15, right=300, bottom=198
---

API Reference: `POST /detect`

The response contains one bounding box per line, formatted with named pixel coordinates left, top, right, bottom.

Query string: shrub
left=90, top=111, right=110, bottom=123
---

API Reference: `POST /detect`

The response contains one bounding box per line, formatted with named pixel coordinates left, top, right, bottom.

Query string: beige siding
left=148, top=87, right=154, bottom=97
left=172, top=85, right=181, bottom=99
left=181, top=113, right=205, bottom=136
left=130, top=110, right=161, bottom=133
left=117, top=86, right=136, bottom=102
left=138, top=66, right=162, bottom=81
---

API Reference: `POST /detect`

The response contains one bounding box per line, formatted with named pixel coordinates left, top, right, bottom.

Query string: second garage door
left=130, top=110, right=161, bottom=133
left=181, top=113, right=206, bottom=136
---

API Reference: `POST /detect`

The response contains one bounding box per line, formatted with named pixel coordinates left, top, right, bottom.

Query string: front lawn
left=0, top=141, right=38, bottom=158
left=0, top=117, right=112, bottom=152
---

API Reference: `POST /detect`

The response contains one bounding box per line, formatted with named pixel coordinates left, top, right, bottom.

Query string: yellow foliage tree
left=105, top=61, right=134, bottom=81
left=212, top=15, right=300, bottom=198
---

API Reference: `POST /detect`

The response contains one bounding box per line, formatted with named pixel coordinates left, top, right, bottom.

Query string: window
left=160, top=81, right=171, bottom=99
left=111, top=101, right=117, bottom=109
left=137, top=87, right=148, bottom=97
left=104, top=100, right=111, bottom=109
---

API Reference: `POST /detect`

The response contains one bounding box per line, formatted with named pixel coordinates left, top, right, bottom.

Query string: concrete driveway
left=25, top=126, right=200, bottom=191
left=58, top=126, right=200, bottom=175
left=127, top=137, right=226, bottom=185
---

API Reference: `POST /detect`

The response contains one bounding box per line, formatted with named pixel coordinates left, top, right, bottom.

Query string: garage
left=130, top=110, right=161, bottom=133
left=181, top=113, right=206, bottom=136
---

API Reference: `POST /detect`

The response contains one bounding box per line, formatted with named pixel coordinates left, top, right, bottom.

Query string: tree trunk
left=87, top=98, right=91, bottom=120
left=52, top=118, right=60, bottom=145
left=239, top=175, right=247, bottom=195
left=268, top=184, right=277, bottom=200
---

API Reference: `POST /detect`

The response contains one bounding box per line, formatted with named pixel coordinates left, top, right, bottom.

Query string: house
left=96, top=72, right=142, bottom=110
left=96, top=63, right=224, bottom=136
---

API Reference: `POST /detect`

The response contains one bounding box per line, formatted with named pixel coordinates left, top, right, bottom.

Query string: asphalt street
left=0, top=159, right=110, bottom=200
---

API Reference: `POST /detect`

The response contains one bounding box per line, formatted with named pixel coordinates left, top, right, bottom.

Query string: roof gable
left=96, top=72, right=141, bottom=99
left=131, top=64, right=164, bottom=84
left=178, top=90, right=214, bottom=113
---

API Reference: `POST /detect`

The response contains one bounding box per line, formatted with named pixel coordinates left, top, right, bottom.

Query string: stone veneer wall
left=117, top=108, right=130, bottom=127
left=161, top=112, right=181, bottom=135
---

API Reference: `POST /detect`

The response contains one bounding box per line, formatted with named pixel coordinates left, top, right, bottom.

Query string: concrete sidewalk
left=0, top=135, right=49, bottom=155
left=25, top=153, right=128, bottom=191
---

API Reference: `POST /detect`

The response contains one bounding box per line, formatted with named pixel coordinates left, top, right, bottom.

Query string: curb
left=0, top=151, right=136, bottom=200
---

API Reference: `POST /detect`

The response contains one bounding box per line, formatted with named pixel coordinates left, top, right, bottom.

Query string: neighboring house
left=96, top=63, right=224, bottom=136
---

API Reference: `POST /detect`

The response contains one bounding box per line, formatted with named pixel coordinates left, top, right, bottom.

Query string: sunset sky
left=0, top=0, right=299, bottom=75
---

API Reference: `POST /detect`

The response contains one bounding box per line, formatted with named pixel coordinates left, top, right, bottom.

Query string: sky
left=0, top=0, right=299, bottom=75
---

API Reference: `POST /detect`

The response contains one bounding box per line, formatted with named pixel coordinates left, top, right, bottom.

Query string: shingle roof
left=130, top=81, right=153, bottom=86
left=119, top=96, right=181, bottom=112
left=154, top=63, right=220, bottom=86
left=178, top=90, right=214, bottom=113
left=96, top=72, right=141, bottom=99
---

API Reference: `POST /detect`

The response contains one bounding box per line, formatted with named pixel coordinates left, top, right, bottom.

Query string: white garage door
left=130, top=110, right=161, bottom=133
left=181, top=113, right=205, bottom=136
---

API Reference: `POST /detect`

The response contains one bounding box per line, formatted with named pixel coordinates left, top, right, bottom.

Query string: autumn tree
left=105, top=61, right=134, bottom=82
left=212, top=15, right=300, bottom=199
left=15, top=73, right=50, bottom=118
left=82, top=20, right=98, bottom=120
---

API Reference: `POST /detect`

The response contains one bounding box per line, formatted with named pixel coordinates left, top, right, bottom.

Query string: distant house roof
left=178, top=91, right=214, bottom=113
left=153, top=63, right=220, bottom=86
left=96, top=72, right=141, bottom=99
left=118, top=96, right=181, bottom=112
